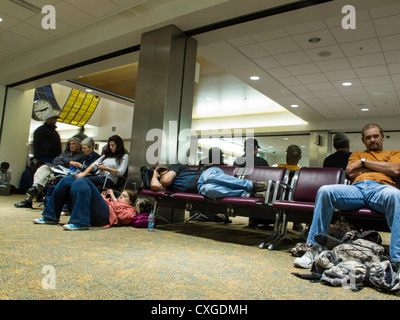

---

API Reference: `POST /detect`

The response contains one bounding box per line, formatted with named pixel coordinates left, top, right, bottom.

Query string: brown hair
left=362, top=124, right=383, bottom=138
left=123, top=189, right=137, bottom=205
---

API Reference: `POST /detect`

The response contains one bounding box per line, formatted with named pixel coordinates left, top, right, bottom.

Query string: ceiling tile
left=228, top=36, right=255, bottom=47
left=315, top=58, right=351, bottom=72
left=0, top=30, right=35, bottom=48
left=373, top=15, right=400, bottom=37
left=305, top=45, right=344, bottom=62
left=286, top=62, right=320, bottom=76
left=360, top=75, right=393, bottom=86
left=388, top=62, right=400, bottom=74
left=273, top=51, right=311, bottom=66
left=379, top=34, right=400, bottom=51
left=292, top=29, right=337, bottom=50
left=347, top=52, right=386, bottom=68
left=305, top=82, right=335, bottom=92
left=9, top=22, right=53, bottom=43
left=66, top=0, right=121, bottom=18
left=278, top=77, right=301, bottom=86
left=384, top=50, right=400, bottom=64
left=285, top=19, right=327, bottom=35
left=369, top=2, right=400, bottom=19
left=236, top=44, right=268, bottom=59
left=266, top=67, right=292, bottom=78
left=330, top=21, right=377, bottom=44
left=337, top=86, right=367, bottom=96
left=0, top=0, right=36, bottom=20
left=354, top=65, right=389, bottom=78
left=250, top=28, right=288, bottom=42
left=313, top=89, right=340, bottom=98
left=391, top=74, right=400, bottom=83
left=0, top=12, right=20, bottom=29
left=324, top=69, right=357, bottom=81
left=53, top=1, right=96, bottom=27
left=253, top=56, right=281, bottom=69
left=296, top=73, right=328, bottom=84
left=259, top=37, right=301, bottom=55
left=340, top=38, right=381, bottom=57
left=288, top=85, right=311, bottom=94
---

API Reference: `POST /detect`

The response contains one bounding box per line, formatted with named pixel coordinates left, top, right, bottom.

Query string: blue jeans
left=307, top=180, right=400, bottom=262
left=197, top=167, right=253, bottom=199
left=42, top=176, right=110, bottom=227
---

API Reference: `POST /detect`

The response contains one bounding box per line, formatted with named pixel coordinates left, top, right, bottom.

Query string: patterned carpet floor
left=1, top=194, right=399, bottom=301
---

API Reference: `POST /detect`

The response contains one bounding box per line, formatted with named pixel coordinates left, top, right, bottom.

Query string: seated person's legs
left=34, top=176, right=76, bottom=223
left=68, top=178, right=109, bottom=227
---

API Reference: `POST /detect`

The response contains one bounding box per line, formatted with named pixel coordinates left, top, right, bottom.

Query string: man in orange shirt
left=294, top=124, right=400, bottom=269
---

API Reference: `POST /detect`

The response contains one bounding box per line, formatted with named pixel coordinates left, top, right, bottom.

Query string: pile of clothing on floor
left=291, top=230, right=400, bottom=294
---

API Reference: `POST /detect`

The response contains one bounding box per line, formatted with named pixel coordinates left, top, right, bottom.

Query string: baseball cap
left=286, top=144, right=302, bottom=156
left=243, top=138, right=260, bottom=151
left=45, top=112, right=59, bottom=120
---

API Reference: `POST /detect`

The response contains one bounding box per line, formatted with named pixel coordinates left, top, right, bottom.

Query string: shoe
left=61, top=211, right=70, bottom=216
left=252, top=181, right=267, bottom=193
left=33, top=217, right=58, bottom=225
left=63, top=224, right=89, bottom=231
left=293, top=222, right=304, bottom=231
left=26, top=186, right=38, bottom=198
left=294, top=246, right=322, bottom=269
left=14, top=198, right=33, bottom=208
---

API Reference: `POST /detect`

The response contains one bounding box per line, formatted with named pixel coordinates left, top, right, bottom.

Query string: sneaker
left=293, top=246, right=322, bottom=269
left=63, top=224, right=89, bottom=231
left=33, top=217, right=58, bottom=225
left=61, top=211, right=70, bottom=216
left=252, top=181, right=268, bottom=193
left=14, top=198, right=33, bottom=208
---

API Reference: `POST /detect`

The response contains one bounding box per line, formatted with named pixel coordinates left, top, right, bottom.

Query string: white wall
left=0, top=87, right=35, bottom=186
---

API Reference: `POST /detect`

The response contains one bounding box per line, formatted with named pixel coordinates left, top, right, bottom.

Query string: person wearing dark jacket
left=33, top=113, right=62, bottom=163
left=14, top=137, right=83, bottom=208
left=233, top=138, right=269, bottom=168
left=323, top=132, right=352, bottom=170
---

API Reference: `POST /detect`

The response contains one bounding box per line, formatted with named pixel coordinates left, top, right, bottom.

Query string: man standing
left=14, top=137, right=83, bottom=208
left=234, top=138, right=269, bottom=168
left=294, top=124, right=400, bottom=269
left=33, top=113, right=62, bottom=163
left=323, top=132, right=352, bottom=170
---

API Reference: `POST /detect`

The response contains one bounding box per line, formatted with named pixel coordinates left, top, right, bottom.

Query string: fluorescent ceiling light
left=361, top=108, right=369, bottom=111
left=342, top=82, right=352, bottom=86
left=250, top=76, right=260, bottom=80
left=290, top=104, right=299, bottom=108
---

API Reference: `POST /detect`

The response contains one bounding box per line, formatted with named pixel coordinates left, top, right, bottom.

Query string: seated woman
left=33, top=176, right=138, bottom=230
left=69, top=137, right=100, bottom=174
left=75, top=135, right=129, bottom=188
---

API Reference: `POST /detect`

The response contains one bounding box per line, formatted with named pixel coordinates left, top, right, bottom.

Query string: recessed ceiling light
left=0, top=18, right=3, bottom=22
left=308, top=37, right=321, bottom=43
left=250, top=76, right=260, bottom=80
left=283, top=138, right=289, bottom=140
left=342, top=82, right=352, bottom=86
left=361, top=108, right=369, bottom=112
left=290, top=104, right=299, bottom=108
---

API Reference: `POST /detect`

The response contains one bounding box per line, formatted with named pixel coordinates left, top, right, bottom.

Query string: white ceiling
left=1, top=0, right=400, bottom=158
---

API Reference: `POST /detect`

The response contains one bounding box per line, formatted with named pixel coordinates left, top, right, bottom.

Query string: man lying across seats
left=150, top=163, right=267, bottom=199
left=294, top=123, right=400, bottom=271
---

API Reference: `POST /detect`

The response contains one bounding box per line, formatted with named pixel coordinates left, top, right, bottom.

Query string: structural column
left=128, top=25, right=197, bottom=222
left=309, top=130, right=331, bottom=167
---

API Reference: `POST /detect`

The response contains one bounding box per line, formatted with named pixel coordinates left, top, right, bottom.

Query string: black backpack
left=140, top=166, right=154, bottom=189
